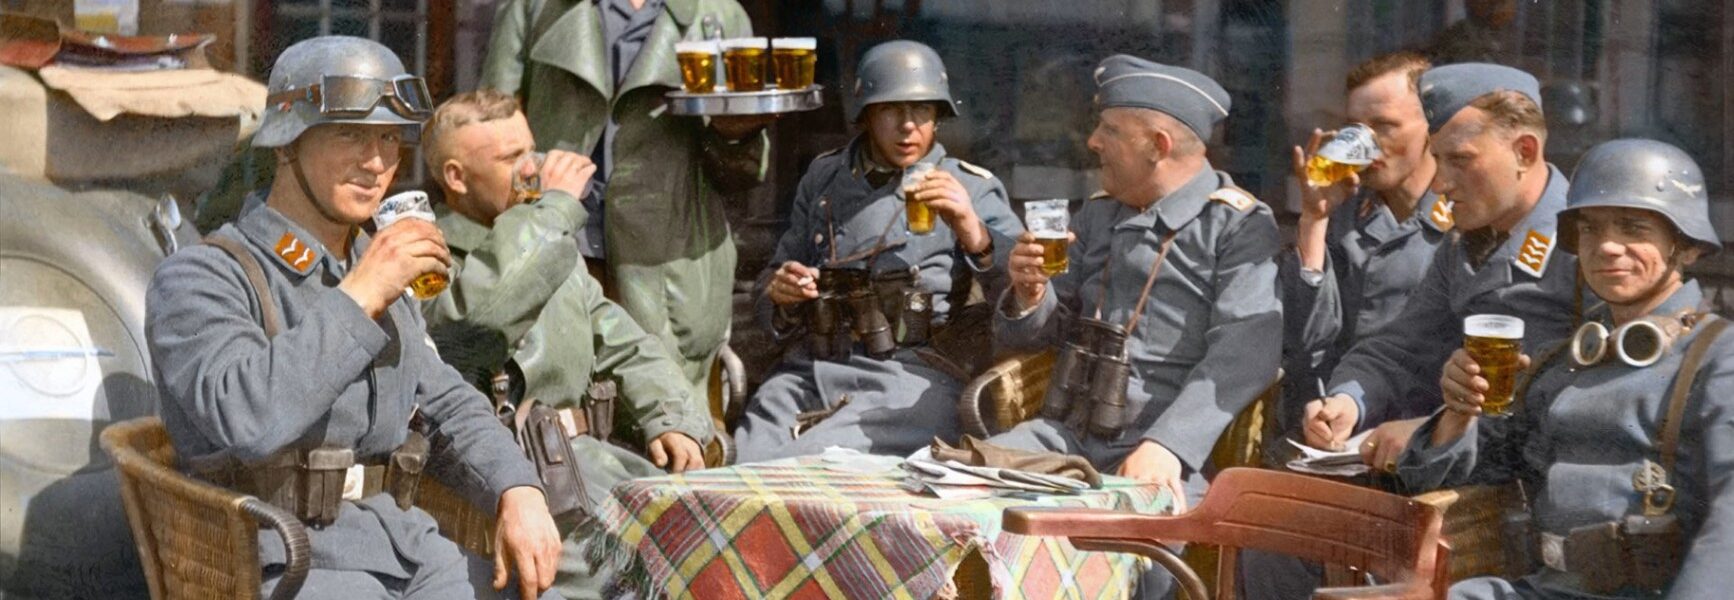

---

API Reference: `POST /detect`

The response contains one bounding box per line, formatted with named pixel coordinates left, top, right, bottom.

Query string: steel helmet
left=1559, top=138, right=1721, bottom=256
left=254, top=36, right=430, bottom=148
left=849, top=40, right=957, bottom=122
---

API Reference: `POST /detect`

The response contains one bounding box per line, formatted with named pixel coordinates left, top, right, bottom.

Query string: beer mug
left=771, top=37, right=817, bottom=90
left=373, top=190, right=449, bottom=300
left=901, top=162, right=938, bottom=235
left=675, top=40, right=720, bottom=93
left=1463, top=315, right=1524, bottom=417
left=1024, top=199, right=1071, bottom=275
left=1305, top=123, right=1382, bottom=187
left=512, top=151, right=546, bottom=204
left=721, top=37, right=769, bottom=92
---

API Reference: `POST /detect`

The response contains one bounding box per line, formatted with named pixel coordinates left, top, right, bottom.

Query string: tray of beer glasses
left=667, top=37, right=824, bottom=116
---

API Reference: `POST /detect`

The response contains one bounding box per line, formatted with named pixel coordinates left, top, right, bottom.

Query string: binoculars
left=806, top=266, right=933, bottom=360
left=1045, top=317, right=1134, bottom=439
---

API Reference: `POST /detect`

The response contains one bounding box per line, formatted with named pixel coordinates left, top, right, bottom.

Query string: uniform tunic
left=146, top=203, right=546, bottom=598
left=1398, top=281, right=1734, bottom=599
left=1279, top=188, right=1451, bottom=432
left=733, top=139, right=1023, bottom=461
left=1328, top=166, right=1580, bottom=430
left=424, top=190, right=712, bottom=599
left=988, top=165, right=1282, bottom=497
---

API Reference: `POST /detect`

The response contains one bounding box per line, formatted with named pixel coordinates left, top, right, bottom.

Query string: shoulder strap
left=204, top=235, right=282, bottom=339
left=1661, top=315, right=1729, bottom=474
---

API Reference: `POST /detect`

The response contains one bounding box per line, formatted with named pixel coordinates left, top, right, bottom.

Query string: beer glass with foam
left=721, top=38, right=768, bottom=92
left=901, top=162, right=937, bottom=235
left=676, top=40, right=720, bottom=93
left=771, top=37, right=816, bottom=90
left=1024, top=199, right=1070, bottom=275
left=511, top=151, right=546, bottom=204
left=373, top=190, right=449, bottom=300
left=1305, top=123, right=1382, bottom=186
left=1463, top=315, right=1524, bottom=417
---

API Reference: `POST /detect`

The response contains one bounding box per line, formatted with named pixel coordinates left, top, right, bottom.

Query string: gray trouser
left=260, top=543, right=561, bottom=600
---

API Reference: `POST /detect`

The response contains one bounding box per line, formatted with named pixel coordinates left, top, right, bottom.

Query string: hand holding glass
left=1024, top=199, right=1070, bottom=275
left=902, top=163, right=938, bottom=235
left=1463, top=315, right=1524, bottom=417
left=373, top=190, right=448, bottom=300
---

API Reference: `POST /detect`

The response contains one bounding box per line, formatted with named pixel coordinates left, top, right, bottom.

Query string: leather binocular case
left=1047, top=317, right=1133, bottom=438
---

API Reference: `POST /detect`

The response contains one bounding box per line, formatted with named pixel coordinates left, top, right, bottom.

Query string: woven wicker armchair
left=100, top=417, right=311, bottom=600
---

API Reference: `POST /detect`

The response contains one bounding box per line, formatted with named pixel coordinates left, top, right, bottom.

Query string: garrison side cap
left=1418, top=62, right=1542, bottom=133
left=1092, top=54, right=1230, bottom=139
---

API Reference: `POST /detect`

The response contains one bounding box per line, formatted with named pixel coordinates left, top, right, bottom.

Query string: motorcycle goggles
left=1570, top=313, right=1698, bottom=368
left=268, top=74, right=433, bottom=120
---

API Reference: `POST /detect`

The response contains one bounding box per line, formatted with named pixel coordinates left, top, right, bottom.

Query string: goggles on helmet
left=1570, top=313, right=1701, bottom=368
left=268, top=74, right=432, bottom=120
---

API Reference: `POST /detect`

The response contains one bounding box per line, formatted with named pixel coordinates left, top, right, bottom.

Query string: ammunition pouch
left=488, top=372, right=617, bottom=529
left=1543, top=515, right=1683, bottom=594
left=194, top=440, right=426, bottom=528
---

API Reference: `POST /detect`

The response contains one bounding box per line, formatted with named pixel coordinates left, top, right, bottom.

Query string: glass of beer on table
left=1305, top=123, right=1382, bottom=186
left=676, top=40, right=720, bottom=93
left=1024, top=199, right=1070, bottom=275
left=722, top=37, right=769, bottom=92
left=1463, top=314, right=1524, bottom=417
left=373, top=190, right=449, bottom=300
left=771, top=37, right=816, bottom=90
left=901, top=162, right=937, bottom=235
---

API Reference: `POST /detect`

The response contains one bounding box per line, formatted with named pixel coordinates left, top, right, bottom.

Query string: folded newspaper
left=900, top=457, right=1091, bottom=500
left=1285, top=430, right=1373, bottom=477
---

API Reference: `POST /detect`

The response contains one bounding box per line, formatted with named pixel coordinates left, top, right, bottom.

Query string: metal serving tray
left=666, top=85, right=824, bottom=116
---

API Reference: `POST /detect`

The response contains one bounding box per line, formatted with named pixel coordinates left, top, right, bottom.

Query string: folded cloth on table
left=930, top=435, right=1102, bottom=488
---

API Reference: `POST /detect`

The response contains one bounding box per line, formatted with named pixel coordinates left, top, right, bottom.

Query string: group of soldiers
left=142, top=0, right=1733, bottom=598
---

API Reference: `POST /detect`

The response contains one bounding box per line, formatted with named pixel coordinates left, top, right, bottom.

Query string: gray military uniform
left=734, top=139, right=1023, bottom=461
left=987, top=165, right=1282, bottom=504
left=146, top=202, right=550, bottom=599
left=1279, top=189, right=1451, bottom=431
left=1328, top=166, right=1580, bottom=429
left=423, top=190, right=712, bottom=600
left=1398, top=281, right=1734, bottom=599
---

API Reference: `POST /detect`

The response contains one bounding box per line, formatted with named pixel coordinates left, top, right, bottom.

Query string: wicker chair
left=1005, top=467, right=1450, bottom=600
left=100, top=417, right=311, bottom=600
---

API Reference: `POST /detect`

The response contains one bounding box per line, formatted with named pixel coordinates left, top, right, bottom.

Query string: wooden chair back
left=1005, top=467, right=1448, bottom=600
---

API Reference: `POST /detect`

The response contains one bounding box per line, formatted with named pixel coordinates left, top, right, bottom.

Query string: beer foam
left=676, top=40, right=720, bottom=54
left=722, top=37, right=769, bottom=49
left=1464, top=314, right=1524, bottom=339
left=1024, top=199, right=1071, bottom=236
left=774, top=37, right=816, bottom=50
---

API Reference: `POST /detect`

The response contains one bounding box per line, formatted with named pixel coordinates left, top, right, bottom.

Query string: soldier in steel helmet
left=1399, top=139, right=1733, bottom=599
left=733, top=40, right=1024, bottom=461
left=145, top=36, right=562, bottom=599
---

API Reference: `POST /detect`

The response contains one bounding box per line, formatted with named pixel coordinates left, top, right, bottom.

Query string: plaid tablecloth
left=598, top=457, right=1170, bottom=599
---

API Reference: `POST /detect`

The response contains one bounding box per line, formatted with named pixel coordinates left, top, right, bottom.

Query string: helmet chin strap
left=283, top=140, right=353, bottom=232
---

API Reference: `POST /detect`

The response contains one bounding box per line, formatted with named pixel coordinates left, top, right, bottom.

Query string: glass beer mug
left=373, top=190, right=449, bottom=300
left=901, top=162, right=938, bottom=235
left=722, top=37, right=769, bottom=92
left=1463, top=314, right=1524, bottom=417
left=771, top=37, right=817, bottom=90
left=1024, top=199, right=1071, bottom=275
left=676, top=40, right=720, bottom=93
left=1306, top=123, right=1382, bottom=187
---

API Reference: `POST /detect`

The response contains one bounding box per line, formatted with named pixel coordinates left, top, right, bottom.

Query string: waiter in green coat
left=482, top=0, right=770, bottom=406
